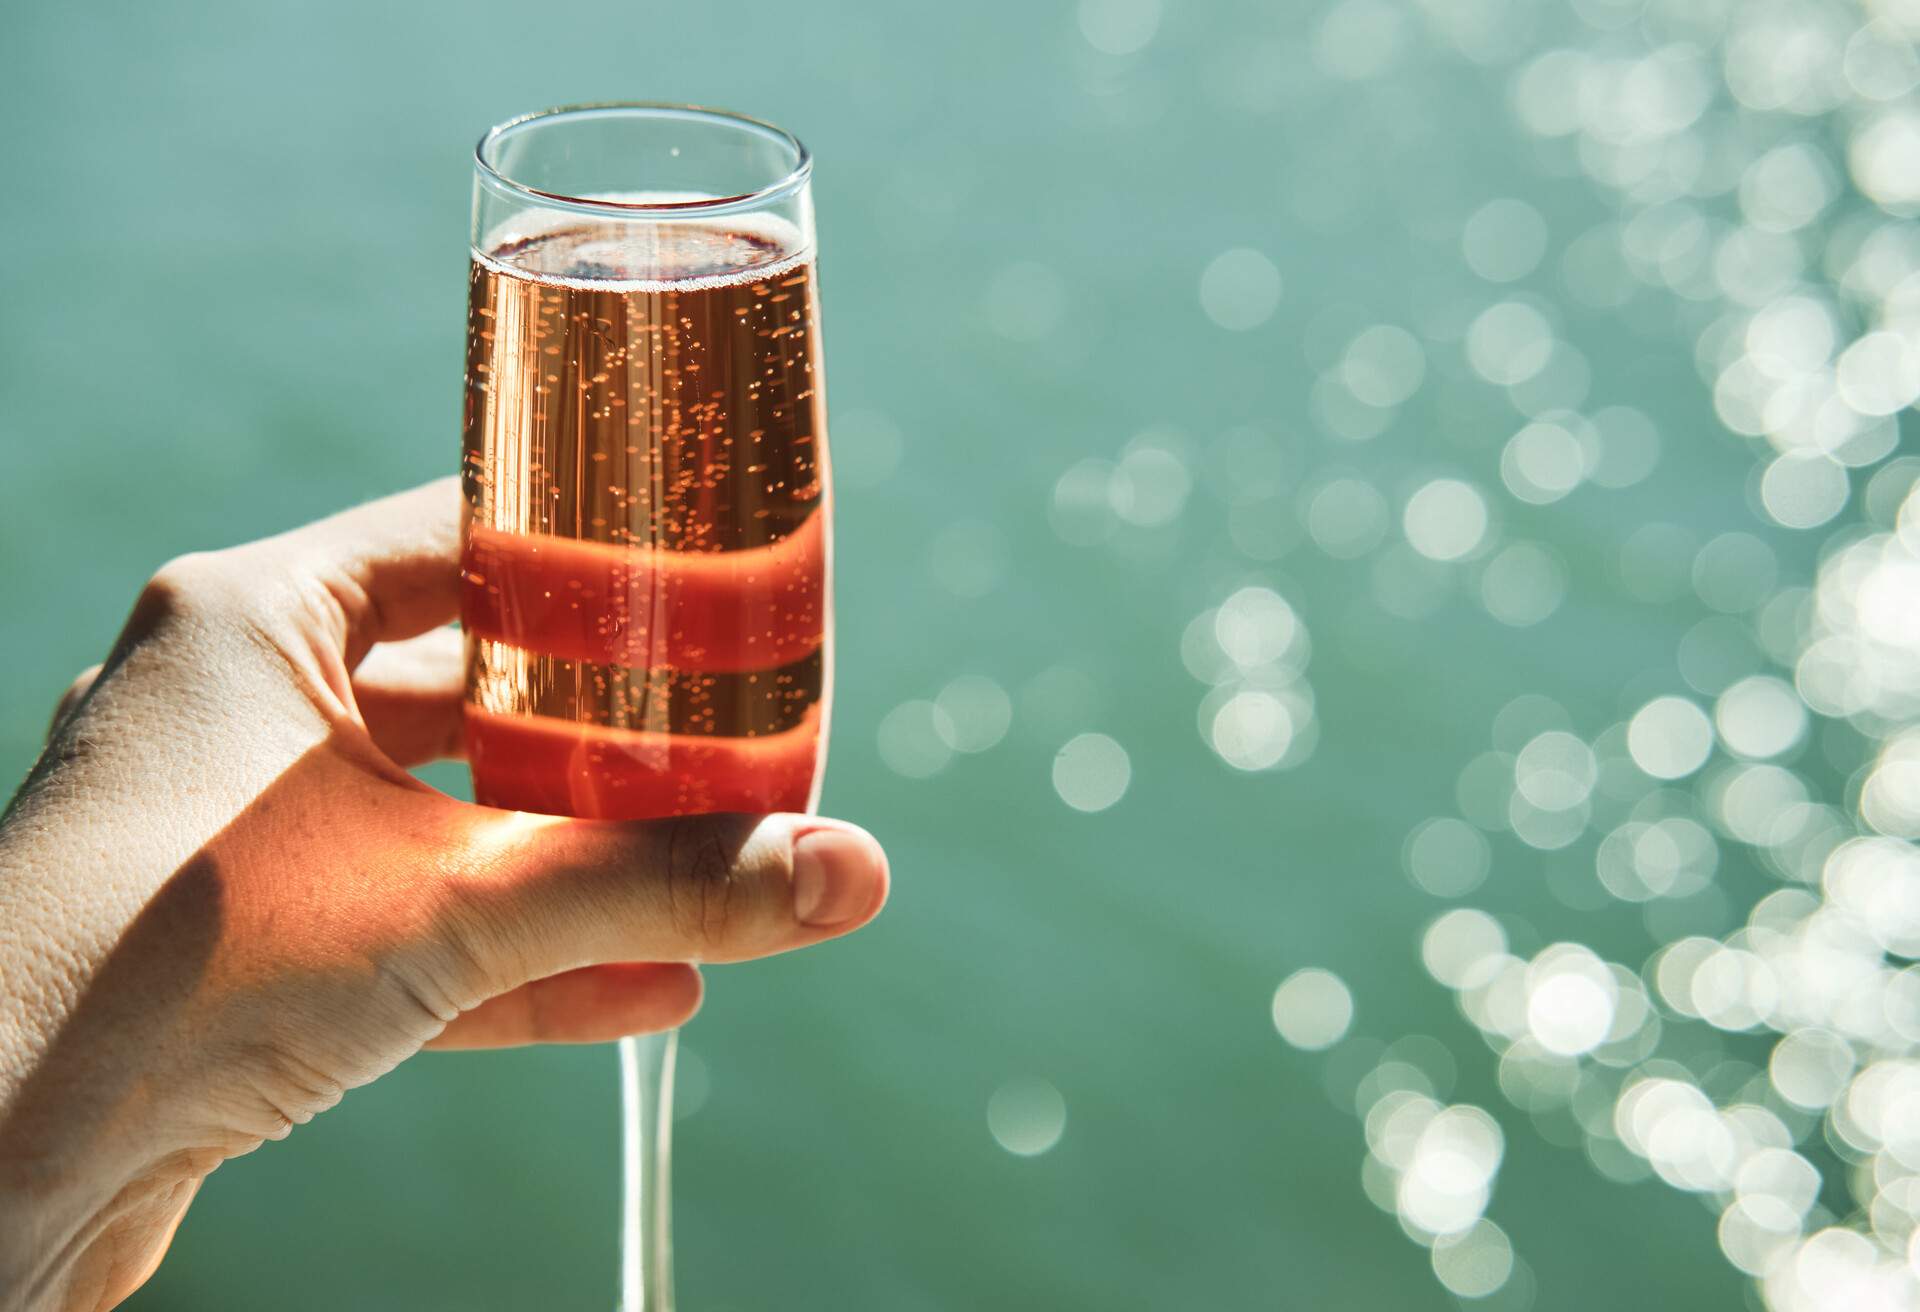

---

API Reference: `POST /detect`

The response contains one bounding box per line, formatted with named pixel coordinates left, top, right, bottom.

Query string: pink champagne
left=460, top=219, right=830, bottom=819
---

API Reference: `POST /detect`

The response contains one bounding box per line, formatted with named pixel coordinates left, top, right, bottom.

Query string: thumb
left=420, top=808, right=890, bottom=1001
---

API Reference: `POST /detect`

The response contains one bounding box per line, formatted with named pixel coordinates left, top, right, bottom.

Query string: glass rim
left=474, top=101, right=813, bottom=219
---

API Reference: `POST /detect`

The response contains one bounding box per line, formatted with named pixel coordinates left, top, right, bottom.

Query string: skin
left=0, top=479, right=889, bottom=1311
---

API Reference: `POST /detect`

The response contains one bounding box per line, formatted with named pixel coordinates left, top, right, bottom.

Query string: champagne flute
left=458, top=103, right=829, bottom=1311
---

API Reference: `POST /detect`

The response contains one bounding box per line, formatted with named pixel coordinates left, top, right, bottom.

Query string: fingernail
left=792, top=826, right=881, bottom=927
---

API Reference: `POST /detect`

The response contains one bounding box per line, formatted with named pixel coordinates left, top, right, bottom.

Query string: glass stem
left=619, top=1030, right=677, bottom=1312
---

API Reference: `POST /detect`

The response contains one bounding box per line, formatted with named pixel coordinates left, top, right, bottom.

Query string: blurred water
left=5, top=0, right=1920, bottom=1308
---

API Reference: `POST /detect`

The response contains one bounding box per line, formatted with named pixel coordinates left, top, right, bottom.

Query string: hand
left=0, top=479, right=888, bottom=1312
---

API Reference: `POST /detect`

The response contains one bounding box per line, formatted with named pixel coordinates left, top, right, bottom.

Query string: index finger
left=266, top=476, right=463, bottom=663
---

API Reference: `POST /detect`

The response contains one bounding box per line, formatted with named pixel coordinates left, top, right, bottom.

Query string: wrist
left=0, top=831, right=198, bottom=1312
left=0, top=1141, right=204, bottom=1312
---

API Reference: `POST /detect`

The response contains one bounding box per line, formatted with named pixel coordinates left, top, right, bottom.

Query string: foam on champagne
left=475, top=200, right=810, bottom=291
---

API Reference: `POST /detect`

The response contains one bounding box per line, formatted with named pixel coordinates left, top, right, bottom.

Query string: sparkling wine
left=460, top=218, right=829, bottom=819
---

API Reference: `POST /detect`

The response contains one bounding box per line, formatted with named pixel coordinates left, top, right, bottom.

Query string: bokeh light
left=934, top=675, right=1013, bottom=755
left=1199, top=247, right=1283, bottom=331
left=1404, top=817, right=1492, bottom=898
left=1628, top=697, right=1716, bottom=781
left=987, top=1077, right=1068, bottom=1157
left=1463, top=199, right=1548, bottom=284
left=1274, top=968, right=1356, bottom=1051
left=1052, top=732, right=1131, bottom=812
left=1404, top=478, right=1491, bottom=562
left=878, top=699, right=955, bottom=778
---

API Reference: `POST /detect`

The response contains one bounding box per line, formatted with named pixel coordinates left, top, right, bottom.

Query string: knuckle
left=662, top=815, right=764, bottom=958
left=61, top=664, right=102, bottom=704
left=143, top=551, right=223, bottom=610
left=135, top=551, right=247, bottom=634
left=48, top=664, right=102, bottom=733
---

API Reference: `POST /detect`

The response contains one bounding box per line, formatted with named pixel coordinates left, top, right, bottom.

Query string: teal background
left=0, top=2, right=1894, bottom=1309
